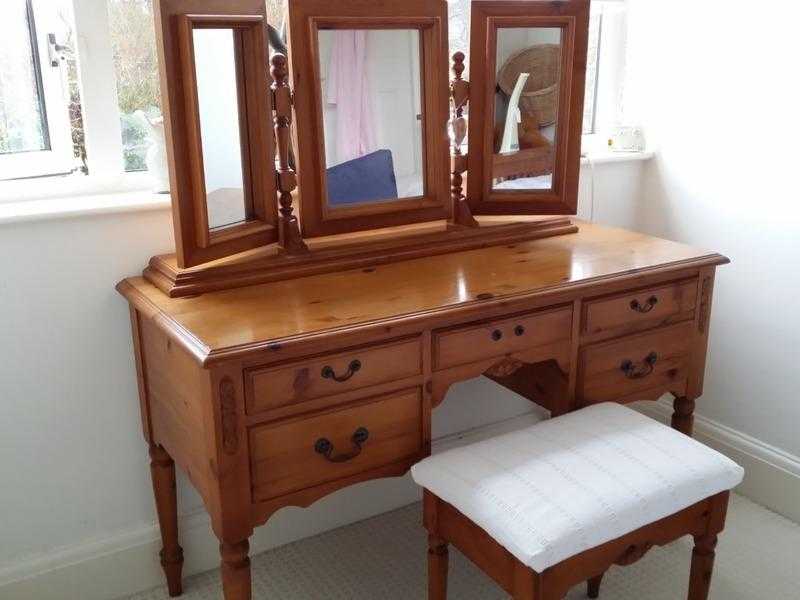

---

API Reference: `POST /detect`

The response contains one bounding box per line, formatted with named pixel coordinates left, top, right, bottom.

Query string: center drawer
left=249, top=388, right=423, bottom=502
left=433, top=306, right=572, bottom=370
left=245, top=337, right=422, bottom=415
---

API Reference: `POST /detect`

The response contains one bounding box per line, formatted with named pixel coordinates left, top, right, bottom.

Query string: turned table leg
left=671, top=396, right=696, bottom=436
left=587, top=572, right=605, bottom=598
left=688, top=533, right=718, bottom=600
left=221, top=539, right=252, bottom=600
left=428, top=534, right=449, bottom=600
left=149, top=445, right=184, bottom=597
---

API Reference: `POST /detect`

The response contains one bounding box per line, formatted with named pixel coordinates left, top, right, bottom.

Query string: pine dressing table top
left=117, top=223, right=727, bottom=365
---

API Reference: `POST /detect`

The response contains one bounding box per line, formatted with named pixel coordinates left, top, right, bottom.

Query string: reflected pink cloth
left=326, top=30, right=376, bottom=163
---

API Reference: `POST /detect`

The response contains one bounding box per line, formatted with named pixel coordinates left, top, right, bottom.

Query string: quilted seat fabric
left=411, top=402, right=744, bottom=572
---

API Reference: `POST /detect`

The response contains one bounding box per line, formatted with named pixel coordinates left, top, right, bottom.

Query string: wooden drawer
left=583, top=279, right=697, bottom=338
left=245, top=338, right=422, bottom=415
left=578, top=322, right=693, bottom=405
left=250, top=388, right=423, bottom=501
left=433, top=306, right=572, bottom=370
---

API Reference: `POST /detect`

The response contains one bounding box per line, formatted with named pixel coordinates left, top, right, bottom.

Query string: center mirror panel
left=492, top=27, right=562, bottom=192
left=317, top=29, right=425, bottom=208
left=192, top=28, right=249, bottom=230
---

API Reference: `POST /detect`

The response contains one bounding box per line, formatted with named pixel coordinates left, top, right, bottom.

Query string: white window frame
left=0, top=0, right=76, bottom=180
left=71, top=0, right=124, bottom=177
left=581, top=0, right=629, bottom=154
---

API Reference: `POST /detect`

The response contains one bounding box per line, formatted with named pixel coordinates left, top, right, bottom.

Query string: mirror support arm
left=271, top=53, right=309, bottom=255
left=449, top=52, right=478, bottom=228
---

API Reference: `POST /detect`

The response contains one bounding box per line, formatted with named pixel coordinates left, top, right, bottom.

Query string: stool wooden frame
left=423, top=488, right=730, bottom=600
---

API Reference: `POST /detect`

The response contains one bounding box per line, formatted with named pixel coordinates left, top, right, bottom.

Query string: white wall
left=0, top=159, right=643, bottom=599
left=617, top=0, right=800, bottom=458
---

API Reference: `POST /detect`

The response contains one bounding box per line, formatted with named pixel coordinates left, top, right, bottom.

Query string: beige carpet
left=127, top=494, right=799, bottom=599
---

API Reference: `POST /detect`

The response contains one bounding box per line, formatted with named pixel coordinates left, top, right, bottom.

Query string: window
left=0, top=0, right=78, bottom=180
left=0, top=0, right=626, bottom=188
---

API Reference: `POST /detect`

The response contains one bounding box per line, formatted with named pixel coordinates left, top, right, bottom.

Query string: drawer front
left=584, top=279, right=697, bottom=338
left=434, top=307, right=572, bottom=370
left=578, top=323, right=693, bottom=405
left=245, top=338, right=422, bottom=415
left=250, top=388, right=423, bottom=501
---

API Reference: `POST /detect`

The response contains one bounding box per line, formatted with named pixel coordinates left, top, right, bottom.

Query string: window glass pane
left=108, top=0, right=160, bottom=172
left=0, top=0, right=49, bottom=155
left=108, top=0, right=286, bottom=172
left=582, top=7, right=602, bottom=135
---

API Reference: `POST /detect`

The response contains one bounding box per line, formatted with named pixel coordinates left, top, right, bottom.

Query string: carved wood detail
left=484, top=357, right=525, bottom=378
left=220, top=377, right=238, bottom=455
left=698, top=276, right=712, bottom=333
left=449, top=52, right=478, bottom=228
left=614, top=541, right=655, bottom=566
left=270, top=53, right=308, bottom=255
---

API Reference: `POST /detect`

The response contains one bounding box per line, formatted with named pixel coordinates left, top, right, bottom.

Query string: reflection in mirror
left=317, top=29, right=424, bottom=207
left=192, top=28, right=248, bottom=230
left=492, top=27, right=561, bottom=192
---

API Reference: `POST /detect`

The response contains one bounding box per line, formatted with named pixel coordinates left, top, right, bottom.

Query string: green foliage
left=108, top=0, right=160, bottom=115
left=107, top=0, right=284, bottom=171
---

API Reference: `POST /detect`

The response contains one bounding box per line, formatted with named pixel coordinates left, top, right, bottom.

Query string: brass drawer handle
left=514, top=325, right=525, bottom=336
left=630, top=296, right=659, bottom=313
left=321, top=359, right=361, bottom=382
left=620, top=352, right=658, bottom=379
left=491, top=329, right=503, bottom=341
left=314, top=427, right=369, bottom=463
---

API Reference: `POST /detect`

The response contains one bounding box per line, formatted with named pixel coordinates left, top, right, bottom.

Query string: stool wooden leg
left=671, top=396, right=696, bottom=435
left=587, top=572, right=605, bottom=598
left=149, top=445, right=184, bottom=597
left=687, top=533, right=717, bottom=600
left=428, top=534, right=449, bottom=600
left=220, top=539, right=251, bottom=600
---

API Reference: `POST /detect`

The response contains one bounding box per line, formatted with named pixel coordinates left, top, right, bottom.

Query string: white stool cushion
left=411, top=403, right=744, bottom=572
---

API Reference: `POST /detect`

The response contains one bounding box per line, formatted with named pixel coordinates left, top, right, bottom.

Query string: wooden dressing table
left=118, top=2, right=728, bottom=597
left=118, top=223, right=726, bottom=599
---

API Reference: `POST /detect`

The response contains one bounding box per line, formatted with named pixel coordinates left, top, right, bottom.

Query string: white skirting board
left=635, top=399, right=800, bottom=525
left=1, top=406, right=797, bottom=600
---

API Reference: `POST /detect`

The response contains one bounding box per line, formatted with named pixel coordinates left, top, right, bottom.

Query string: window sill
left=581, top=149, right=654, bottom=165
left=0, top=189, right=171, bottom=226
left=0, top=172, right=172, bottom=226
left=0, top=151, right=653, bottom=226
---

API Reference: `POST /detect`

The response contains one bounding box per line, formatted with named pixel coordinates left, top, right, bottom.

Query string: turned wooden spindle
left=220, top=539, right=252, bottom=600
left=672, top=396, right=696, bottom=435
left=149, top=445, right=184, bottom=597
left=449, top=52, right=478, bottom=228
left=270, top=53, right=308, bottom=255
left=688, top=533, right=718, bottom=600
left=587, top=572, right=605, bottom=598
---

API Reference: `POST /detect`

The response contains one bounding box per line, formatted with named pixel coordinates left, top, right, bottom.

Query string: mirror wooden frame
left=286, top=0, right=451, bottom=238
left=466, top=0, right=590, bottom=215
left=155, top=0, right=279, bottom=268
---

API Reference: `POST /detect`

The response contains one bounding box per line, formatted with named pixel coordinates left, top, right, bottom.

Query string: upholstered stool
left=411, top=403, right=744, bottom=600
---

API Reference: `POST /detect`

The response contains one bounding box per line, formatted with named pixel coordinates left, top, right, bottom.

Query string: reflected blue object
left=326, top=149, right=398, bottom=206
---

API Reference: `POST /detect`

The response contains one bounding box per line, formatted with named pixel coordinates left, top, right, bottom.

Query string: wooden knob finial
left=270, top=53, right=288, bottom=83
left=451, top=51, right=466, bottom=80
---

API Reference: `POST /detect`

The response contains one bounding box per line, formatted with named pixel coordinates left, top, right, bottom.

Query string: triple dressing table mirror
left=117, top=1, right=728, bottom=598
left=144, top=0, right=587, bottom=297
